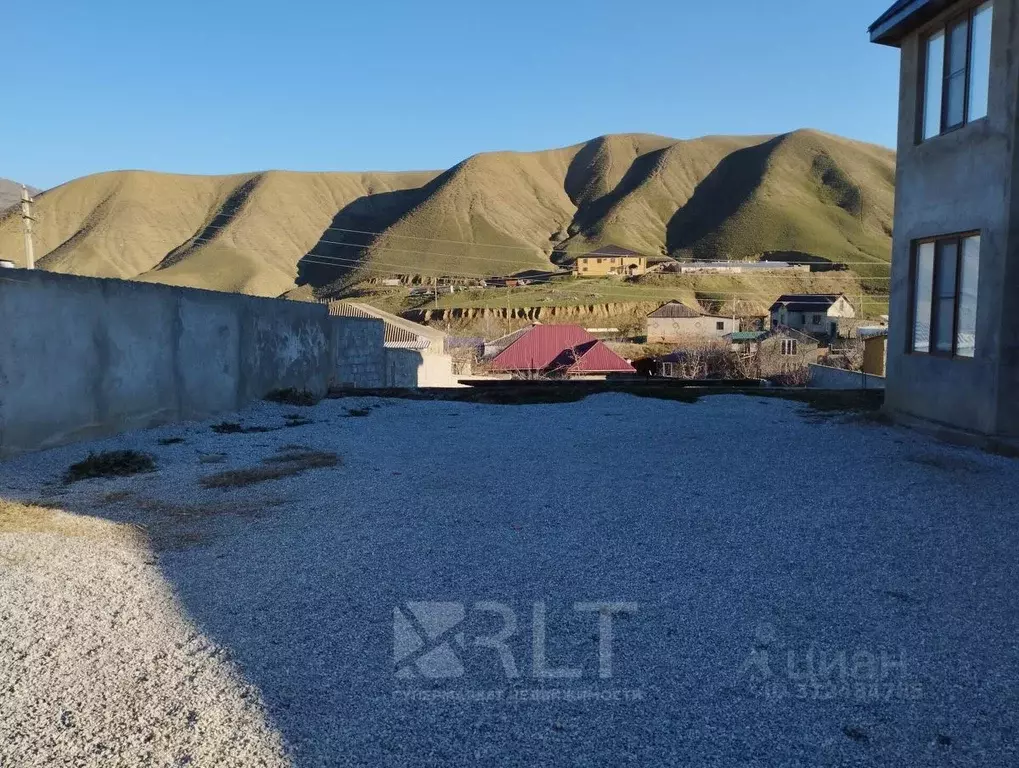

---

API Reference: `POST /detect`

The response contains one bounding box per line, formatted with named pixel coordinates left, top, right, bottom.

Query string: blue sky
left=8, top=0, right=899, bottom=189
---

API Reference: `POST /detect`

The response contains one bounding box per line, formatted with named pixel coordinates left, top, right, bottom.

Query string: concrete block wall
left=330, top=318, right=387, bottom=389
left=808, top=364, right=886, bottom=391
left=0, top=270, right=389, bottom=458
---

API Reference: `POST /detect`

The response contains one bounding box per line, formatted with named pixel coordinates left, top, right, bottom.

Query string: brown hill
left=0, top=130, right=894, bottom=297
left=0, top=179, right=39, bottom=214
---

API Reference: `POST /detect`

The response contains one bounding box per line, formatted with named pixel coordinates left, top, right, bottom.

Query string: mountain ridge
left=0, top=130, right=894, bottom=297
left=0, top=179, right=40, bottom=214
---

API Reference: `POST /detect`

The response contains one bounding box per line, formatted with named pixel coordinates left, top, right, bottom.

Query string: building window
left=716, top=321, right=725, bottom=331
left=911, top=233, right=979, bottom=357
left=781, top=339, right=798, bottom=356
left=921, top=2, right=993, bottom=141
left=596, top=258, right=602, bottom=264
left=811, top=314, right=822, bottom=324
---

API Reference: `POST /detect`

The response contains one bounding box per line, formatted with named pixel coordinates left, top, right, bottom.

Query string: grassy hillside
left=0, top=130, right=894, bottom=301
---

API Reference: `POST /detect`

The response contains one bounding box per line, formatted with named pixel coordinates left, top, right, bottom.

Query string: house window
left=596, top=258, right=602, bottom=264
left=921, top=2, right=993, bottom=141
left=716, top=321, right=725, bottom=331
left=911, top=233, right=980, bottom=357
left=781, top=339, right=798, bottom=356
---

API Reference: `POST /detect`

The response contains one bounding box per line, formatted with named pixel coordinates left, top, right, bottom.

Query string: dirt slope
left=0, top=179, right=39, bottom=214
left=0, top=130, right=894, bottom=297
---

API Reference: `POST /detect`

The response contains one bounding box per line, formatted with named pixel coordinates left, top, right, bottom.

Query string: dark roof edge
left=869, top=0, right=957, bottom=46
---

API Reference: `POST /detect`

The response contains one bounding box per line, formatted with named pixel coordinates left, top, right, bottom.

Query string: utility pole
left=20, top=186, right=35, bottom=269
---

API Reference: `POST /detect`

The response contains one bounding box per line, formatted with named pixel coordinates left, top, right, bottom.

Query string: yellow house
left=862, top=331, right=888, bottom=377
left=574, top=245, right=647, bottom=278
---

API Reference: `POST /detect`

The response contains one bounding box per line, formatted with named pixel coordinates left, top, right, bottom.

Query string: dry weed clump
left=200, top=449, right=339, bottom=489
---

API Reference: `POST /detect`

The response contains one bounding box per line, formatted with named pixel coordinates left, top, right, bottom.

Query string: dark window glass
left=957, top=236, right=980, bottom=357
left=913, top=235, right=979, bottom=357
left=914, top=243, right=934, bottom=352
left=924, top=32, right=946, bottom=139
left=969, top=3, right=994, bottom=119
left=934, top=240, right=958, bottom=353
left=921, top=4, right=993, bottom=140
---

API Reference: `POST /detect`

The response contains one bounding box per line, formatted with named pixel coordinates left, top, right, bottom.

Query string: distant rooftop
left=769, top=294, right=844, bottom=313
left=577, top=244, right=644, bottom=260
left=647, top=301, right=703, bottom=319
left=869, top=0, right=959, bottom=46
left=328, top=301, right=445, bottom=350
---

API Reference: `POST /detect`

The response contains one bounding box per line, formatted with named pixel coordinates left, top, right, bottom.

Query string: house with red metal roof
left=488, top=325, right=636, bottom=378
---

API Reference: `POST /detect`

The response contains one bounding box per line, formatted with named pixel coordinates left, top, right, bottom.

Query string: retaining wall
left=0, top=270, right=396, bottom=457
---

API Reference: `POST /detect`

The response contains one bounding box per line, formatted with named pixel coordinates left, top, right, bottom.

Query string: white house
left=768, top=294, right=855, bottom=337
left=646, top=302, right=737, bottom=343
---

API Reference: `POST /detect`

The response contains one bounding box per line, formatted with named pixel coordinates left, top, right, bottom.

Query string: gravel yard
left=1, top=393, right=1018, bottom=767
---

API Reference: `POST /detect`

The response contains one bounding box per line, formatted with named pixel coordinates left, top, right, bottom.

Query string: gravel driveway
left=1, top=393, right=1018, bottom=767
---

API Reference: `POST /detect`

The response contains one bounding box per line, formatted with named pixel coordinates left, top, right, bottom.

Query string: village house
left=768, top=294, right=856, bottom=337
left=869, top=0, right=1019, bottom=439
left=483, top=325, right=534, bottom=360
left=646, top=301, right=737, bottom=343
left=488, top=324, right=635, bottom=378
left=861, top=330, right=889, bottom=377
left=327, top=301, right=459, bottom=386
left=727, top=327, right=820, bottom=380
left=573, top=245, right=648, bottom=278
left=675, top=261, right=810, bottom=275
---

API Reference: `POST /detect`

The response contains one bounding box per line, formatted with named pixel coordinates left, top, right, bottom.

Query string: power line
left=195, top=232, right=892, bottom=283
left=196, top=220, right=893, bottom=268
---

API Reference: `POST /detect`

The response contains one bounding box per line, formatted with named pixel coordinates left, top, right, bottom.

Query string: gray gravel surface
left=1, top=393, right=1018, bottom=767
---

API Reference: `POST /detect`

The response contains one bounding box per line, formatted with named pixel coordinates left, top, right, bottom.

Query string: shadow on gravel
left=32, top=386, right=1019, bottom=768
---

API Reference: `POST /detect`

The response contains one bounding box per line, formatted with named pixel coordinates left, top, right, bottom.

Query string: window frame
left=917, top=2, right=993, bottom=142
left=907, top=230, right=981, bottom=358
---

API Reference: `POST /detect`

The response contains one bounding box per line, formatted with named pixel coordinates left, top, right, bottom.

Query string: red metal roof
left=568, top=341, right=636, bottom=374
left=490, top=325, right=635, bottom=374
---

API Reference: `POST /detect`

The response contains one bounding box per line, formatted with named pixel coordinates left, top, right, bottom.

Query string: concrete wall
left=384, top=349, right=461, bottom=388
left=647, top=316, right=736, bottom=343
left=0, top=270, right=391, bottom=457
left=885, top=0, right=1019, bottom=436
left=808, top=364, right=886, bottom=391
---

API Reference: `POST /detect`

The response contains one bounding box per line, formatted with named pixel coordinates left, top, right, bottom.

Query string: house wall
left=384, top=348, right=462, bottom=388
left=863, top=336, right=888, bottom=376
left=575, top=256, right=647, bottom=277
left=757, top=335, right=820, bottom=378
left=646, top=316, right=736, bottom=343
left=0, top=270, right=392, bottom=458
left=885, top=0, right=1019, bottom=436
left=770, top=298, right=855, bottom=335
